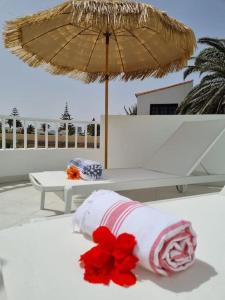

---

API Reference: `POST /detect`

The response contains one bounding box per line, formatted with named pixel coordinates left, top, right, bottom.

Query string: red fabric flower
left=79, top=226, right=138, bottom=287
left=66, top=165, right=81, bottom=180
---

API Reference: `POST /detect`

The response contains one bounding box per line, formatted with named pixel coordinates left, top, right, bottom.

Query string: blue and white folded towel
left=68, top=158, right=103, bottom=180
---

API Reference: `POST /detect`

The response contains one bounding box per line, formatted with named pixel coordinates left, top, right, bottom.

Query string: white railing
left=0, top=115, right=100, bottom=150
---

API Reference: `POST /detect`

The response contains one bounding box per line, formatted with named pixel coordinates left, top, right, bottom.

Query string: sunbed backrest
left=145, top=120, right=225, bottom=176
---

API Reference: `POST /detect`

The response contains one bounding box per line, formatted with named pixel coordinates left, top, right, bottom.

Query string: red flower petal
left=93, top=226, right=116, bottom=251
left=67, top=165, right=81, bottom=180
left=116, top=233, right=137, bottom=254
left=84, top=270, right=111, bottom=285
left=113, top=249, right=127, bottom=261
left=80, top=245, right=113, bottom=269
left=115, top=255, right=139, bottom=272
left=79, top=226, right=139, bottom=287
left=111, top=270, right=137, bottom=287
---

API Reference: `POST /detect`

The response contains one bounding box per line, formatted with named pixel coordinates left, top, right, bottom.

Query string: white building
left=136, top=80, right=193, bottom=115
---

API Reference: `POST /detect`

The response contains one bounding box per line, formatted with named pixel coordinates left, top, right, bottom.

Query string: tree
left=61, top=102, right=72, bottom=120
left=177, top=37, right=225, bottom=114
left=60, top=102, right=75, bottom=135
left=124, top=104, right=137, bottom=115
left=8, top=107, right=22, bottom=128
left=27, top=124, right=35, bottom=134
left=87, top=118, right=100, bottom=136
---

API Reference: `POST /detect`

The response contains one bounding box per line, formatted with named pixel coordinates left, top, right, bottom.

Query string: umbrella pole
left=104, top=32, right=110, bottom=169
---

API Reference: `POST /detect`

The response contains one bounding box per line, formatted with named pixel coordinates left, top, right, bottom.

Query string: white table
left=0, top=192, right=224, bottom=300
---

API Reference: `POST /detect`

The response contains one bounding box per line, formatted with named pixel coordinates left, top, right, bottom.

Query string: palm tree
left=177, top=37, right=225, bottom=114
left=124, top=104, right=137, bottom=115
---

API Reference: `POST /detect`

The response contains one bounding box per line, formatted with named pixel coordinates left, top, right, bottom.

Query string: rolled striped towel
left=68, top=158, right=102, bottom=180
left=73, top=190, right=197, bottom=276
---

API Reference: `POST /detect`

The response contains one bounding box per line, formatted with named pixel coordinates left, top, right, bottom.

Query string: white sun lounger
left=29, top=120, right=225, bottom=213
left=0, top=188, right=225, bottom=300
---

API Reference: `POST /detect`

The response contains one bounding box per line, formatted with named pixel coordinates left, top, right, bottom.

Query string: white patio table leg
left=64, top=186, right=73, bottom=214
left=40, top=191, right=45, bottom=210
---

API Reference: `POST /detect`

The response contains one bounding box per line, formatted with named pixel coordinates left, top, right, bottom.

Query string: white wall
left=0, top=149, right=102, bottom=182
left=137, top=81, right=193, bottom=115
left=106, top=115, right=225, bottom=174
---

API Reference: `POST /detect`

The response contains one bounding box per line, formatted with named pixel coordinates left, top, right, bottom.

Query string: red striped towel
left=73, top=190, right=197, bottom=275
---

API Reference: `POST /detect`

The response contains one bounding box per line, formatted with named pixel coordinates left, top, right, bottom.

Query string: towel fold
left=68, top=158, right=103, bottom=180
left=73, top=190, right=197, bottom=276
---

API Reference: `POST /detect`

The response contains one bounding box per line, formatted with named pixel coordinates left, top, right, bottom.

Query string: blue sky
left=0, top=0, right=225, bottom=120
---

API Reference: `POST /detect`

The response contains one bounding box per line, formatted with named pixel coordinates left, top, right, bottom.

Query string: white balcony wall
left=0, top=149, right=102, bottom=182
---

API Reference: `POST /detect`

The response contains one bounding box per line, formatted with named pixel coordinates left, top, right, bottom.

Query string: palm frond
left=178, top=37, right=225, bottom=115
left=200, top=74, right=225, bottom=86
left=198, top=85, right=225, bottom=113
left=198, top=37, right=225, bottom=53
left=183, top=66, right=198, bottom=79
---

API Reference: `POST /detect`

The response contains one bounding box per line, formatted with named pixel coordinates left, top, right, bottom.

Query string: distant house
left=58, top=127, right=83, bottom=136
left=135, top=80, right=193, bottom=115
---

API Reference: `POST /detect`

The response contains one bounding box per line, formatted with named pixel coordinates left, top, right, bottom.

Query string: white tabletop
left=0, top=192, right=224, bottom=300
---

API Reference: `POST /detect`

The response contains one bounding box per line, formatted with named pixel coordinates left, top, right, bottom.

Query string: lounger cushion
left=0, top=192, right=224, bottom=300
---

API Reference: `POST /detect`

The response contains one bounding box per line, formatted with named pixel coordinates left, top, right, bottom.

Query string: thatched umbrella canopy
left=4, top=0, right=196, bottom=168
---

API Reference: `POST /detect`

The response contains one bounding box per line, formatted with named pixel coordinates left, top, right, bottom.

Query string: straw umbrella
left=4, top=0, right=196, bottom=169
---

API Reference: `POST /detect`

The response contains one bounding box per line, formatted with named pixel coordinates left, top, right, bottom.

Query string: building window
left=150, top=103, right=178, bottom=115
